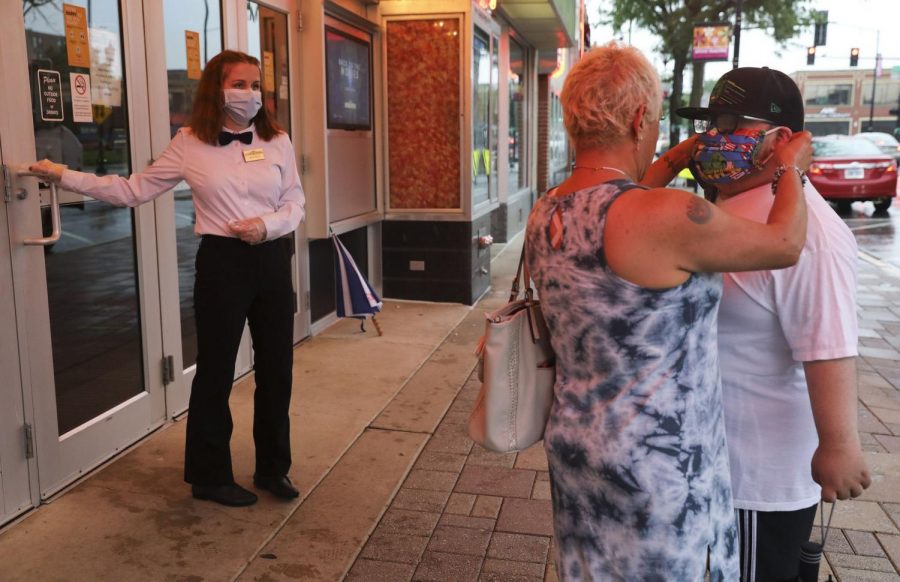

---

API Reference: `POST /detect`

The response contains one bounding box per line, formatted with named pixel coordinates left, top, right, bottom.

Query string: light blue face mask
left=691, top=127, right=780, bottom=184
left=223, top=89, right=262, bottom=127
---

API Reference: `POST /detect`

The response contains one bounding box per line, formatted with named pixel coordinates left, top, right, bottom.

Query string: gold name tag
left=242, top=148, right=265, bottom=162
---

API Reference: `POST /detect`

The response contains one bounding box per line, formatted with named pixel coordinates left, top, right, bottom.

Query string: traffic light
left=807, top=46, right=816, bottom=66
left=850, top=48, right=859, bottom=67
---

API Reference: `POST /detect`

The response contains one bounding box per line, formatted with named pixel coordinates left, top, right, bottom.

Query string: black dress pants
left=184, top=235, right=294, bottom=486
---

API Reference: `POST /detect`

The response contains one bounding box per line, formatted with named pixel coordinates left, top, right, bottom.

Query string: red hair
left=187, top=50, right=282, bottom=145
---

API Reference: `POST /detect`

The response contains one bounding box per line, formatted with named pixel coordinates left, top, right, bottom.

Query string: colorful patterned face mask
left=691, top=127, right=779, bottom=184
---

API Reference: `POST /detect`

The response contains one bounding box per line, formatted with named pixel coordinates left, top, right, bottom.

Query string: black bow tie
left=218, top=131, right=253, bottom=146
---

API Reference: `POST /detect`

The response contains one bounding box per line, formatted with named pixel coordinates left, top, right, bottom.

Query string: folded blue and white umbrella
left=332, top=233, right=383, bottom=334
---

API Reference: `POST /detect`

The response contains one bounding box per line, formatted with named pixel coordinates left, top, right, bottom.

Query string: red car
left=808, top=136, right=897, bottom=213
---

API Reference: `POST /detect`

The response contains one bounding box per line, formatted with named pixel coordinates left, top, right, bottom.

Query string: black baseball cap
left=677, top=67, right=804, bottom=132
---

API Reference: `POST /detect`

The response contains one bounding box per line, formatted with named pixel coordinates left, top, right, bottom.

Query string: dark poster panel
left=325, top=27, right=371, bottom=130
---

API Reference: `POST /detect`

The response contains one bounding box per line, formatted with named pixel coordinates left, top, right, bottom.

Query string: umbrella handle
left=819, top=500, right=836, bottom=547
left=372, top=316, right=383, bottom=337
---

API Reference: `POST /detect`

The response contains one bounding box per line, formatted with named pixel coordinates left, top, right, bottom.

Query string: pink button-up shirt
left=60, top=126, right=305, bottom=240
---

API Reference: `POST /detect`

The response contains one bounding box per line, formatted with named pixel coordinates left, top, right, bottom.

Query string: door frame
left=0, top=6, right=43, bottom=522
left=0, top=147, right=38, bottom=524
left=2, top=0, right=168, bottom=500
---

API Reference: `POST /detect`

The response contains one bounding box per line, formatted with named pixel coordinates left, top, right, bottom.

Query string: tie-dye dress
left=525, top=181, right=738, bottom=581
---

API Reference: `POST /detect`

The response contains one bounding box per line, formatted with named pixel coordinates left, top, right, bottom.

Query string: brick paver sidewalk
left=348, top=371, right=557, bottom=582
left=347, top=259, right=900, bottom=582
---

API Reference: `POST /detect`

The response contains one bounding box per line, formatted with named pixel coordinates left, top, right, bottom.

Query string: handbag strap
left=508, top=240, right=544, bottom=344
left=509, top=244, right=526, bottom=302
left=510, top=241, right=538, bottom=300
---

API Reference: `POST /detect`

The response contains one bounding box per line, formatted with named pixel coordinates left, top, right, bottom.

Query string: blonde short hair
left=561, top=42, right=661, bottom=151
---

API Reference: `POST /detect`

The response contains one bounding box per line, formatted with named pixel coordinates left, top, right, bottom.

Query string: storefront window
left=163, top=0, right=222, bottom=368
left=386, top=19, right=461, bottom=209
left=549, top=92, right=568, bottom=185
left=804, top=84, right=852, bottom=106
left=472, top=30, right=498, bottom=205
left=508, top=38, right=526, bottom=193
left=862, top=80, right=900, bottom=106
left=805, top=120, right=851, bottom=137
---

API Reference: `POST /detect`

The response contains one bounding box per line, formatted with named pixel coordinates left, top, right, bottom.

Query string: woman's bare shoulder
left=610, top=187, right=720, bottom=243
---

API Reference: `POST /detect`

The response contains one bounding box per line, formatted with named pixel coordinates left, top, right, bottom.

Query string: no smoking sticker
left=70, top=72, right=93, bottom=123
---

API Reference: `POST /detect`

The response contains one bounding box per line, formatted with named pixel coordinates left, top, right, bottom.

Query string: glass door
left=2, top=0, right=167, bottom=499
left=150, top=0, right=229, bottom=417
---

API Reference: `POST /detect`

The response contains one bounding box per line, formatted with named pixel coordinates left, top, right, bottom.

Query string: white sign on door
left=69, top=72, right=93, bottom=123
left=89, top=28, right=122, bottom=107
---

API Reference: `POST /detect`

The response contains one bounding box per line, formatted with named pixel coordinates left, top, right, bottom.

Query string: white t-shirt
left=717, top=182, right=858, bottom=512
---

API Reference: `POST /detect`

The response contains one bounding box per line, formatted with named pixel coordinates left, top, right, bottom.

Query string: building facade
left=0, top=0, right=583, bottom=526
left=792, top=68, right=900, bottom=136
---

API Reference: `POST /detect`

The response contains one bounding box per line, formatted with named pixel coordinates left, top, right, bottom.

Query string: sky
left=585, top=0, right=900, bottom=93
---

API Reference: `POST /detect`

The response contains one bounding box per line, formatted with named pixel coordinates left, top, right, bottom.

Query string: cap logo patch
left=770, top=103, right=782, bottom=113
left=710, top=80, right=747, bottom=107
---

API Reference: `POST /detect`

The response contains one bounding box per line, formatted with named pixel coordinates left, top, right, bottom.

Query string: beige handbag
left=469, top=245, right=555, bottom=453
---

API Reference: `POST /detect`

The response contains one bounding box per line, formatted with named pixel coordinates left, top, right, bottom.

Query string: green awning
left=499, top=0, right=578, bottom=49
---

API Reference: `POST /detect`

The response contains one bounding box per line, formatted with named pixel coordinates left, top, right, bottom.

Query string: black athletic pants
left=184, top=235, right=294, bottom=486
left=737, top=504, right=818, bottom=582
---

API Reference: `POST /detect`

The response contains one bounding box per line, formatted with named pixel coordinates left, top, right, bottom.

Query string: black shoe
left=191, top=483, right=258, bottom=507
left=253, top=474, right=300, bottom=499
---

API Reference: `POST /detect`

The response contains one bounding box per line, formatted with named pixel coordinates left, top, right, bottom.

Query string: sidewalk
left=1, top=234, right=899, bottom=581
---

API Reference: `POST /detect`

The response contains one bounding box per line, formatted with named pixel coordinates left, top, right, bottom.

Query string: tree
left=23, top=0, right=57, bottom=17
left=601, top=0, right=813, bottom=148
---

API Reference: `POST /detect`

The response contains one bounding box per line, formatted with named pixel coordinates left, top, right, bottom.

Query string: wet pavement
left=844, top=202, right=900, bottom=274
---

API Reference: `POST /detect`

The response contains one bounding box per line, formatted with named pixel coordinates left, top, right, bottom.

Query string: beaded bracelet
left=771, top=165, right=807, bottom=195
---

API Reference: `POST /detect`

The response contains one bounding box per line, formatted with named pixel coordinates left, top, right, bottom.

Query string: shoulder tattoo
left=686, top=197, right=712, bottom=224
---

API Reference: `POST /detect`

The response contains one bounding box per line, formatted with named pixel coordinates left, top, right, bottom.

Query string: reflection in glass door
left=26, top=0, right=143, bottom=435
left=248, top=2, right=291, bottom=136
left=162, top=0, right=223, bottom=370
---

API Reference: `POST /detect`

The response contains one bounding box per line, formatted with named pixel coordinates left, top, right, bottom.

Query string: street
left=843, top=201, right=900, bottom=273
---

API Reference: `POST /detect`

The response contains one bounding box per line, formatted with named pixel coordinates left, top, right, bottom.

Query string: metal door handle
left=19, top=171, right=61, bottom=246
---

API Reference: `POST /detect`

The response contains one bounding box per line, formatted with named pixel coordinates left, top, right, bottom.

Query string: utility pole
left=867, top=30, right=880, bottom=132
left=732, top=0, right=743, bottom=69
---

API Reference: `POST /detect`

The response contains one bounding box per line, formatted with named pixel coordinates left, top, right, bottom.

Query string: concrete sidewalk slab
left=369, top=309, right=484, bottom=434
left=237, top=428, right=427, bottom=581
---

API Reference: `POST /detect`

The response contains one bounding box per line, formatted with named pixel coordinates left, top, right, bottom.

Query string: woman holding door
left=31, top=50, right=305, bottom=507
